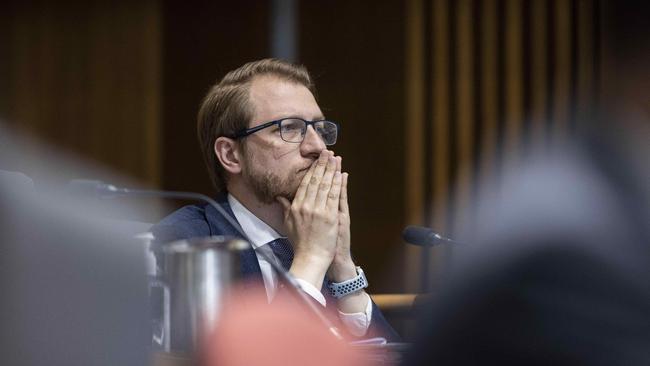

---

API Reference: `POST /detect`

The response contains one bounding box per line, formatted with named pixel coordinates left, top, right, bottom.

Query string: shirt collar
left=227, top=194, right=283, bottom=249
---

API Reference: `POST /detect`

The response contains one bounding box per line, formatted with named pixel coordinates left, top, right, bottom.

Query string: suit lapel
left=204, top=196, right=263, bottom=284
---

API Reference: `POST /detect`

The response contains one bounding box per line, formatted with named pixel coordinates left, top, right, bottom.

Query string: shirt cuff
left=295, top=278, right=326, bottom=306
left=337, top=292, right=373, bottom=337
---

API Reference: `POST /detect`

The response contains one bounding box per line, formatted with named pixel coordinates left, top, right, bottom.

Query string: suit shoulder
left=151, top=204, right=211, bottom=243
left=158, top=204, right=208, bottom=224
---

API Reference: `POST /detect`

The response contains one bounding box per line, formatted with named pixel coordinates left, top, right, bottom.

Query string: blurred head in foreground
left=407, top=132, right=650, bottom=365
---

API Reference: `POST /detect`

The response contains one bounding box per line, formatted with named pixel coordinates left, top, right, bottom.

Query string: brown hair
left=197, top=58, right=315, bottom=192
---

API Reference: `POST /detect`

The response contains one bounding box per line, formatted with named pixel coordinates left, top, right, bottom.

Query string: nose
left=300, top=125, right=326, bottom=157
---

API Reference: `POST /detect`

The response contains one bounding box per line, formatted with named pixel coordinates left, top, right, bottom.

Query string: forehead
left=248, top=76, right=323, bottom=125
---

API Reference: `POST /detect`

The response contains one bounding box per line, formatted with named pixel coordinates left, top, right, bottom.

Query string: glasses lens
left=315, top=121, right=338, bottom=145
left=280, top=118, right=306, bottom=142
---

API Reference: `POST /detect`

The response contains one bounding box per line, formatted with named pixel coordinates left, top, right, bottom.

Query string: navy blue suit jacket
left=151, top=196, right=400, bottom=341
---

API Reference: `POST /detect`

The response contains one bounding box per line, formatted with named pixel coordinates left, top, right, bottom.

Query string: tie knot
left=267, top=238, right=294, bottom=271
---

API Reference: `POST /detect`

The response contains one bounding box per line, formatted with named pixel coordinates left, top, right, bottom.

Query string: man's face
left=240, top=76, right=328, bottom=204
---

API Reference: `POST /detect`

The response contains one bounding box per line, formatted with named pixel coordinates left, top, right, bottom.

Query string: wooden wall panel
left=1, top=1, right=161, bottom=186
left=428, top=0, right=451, bottom=290
left=576, top=0, right=595, bottom=130
left=552, top=0, right=572, bottom=141
left=453, top=0, right=475, bottom=237
left=529, top=0, right=549, bottom=150
left=479, top=0, right=499, bottom=191
left=405, top=0, right=601, bottom=291
left=504, top=0, right=523, bottom=166
left=160, top=0, right=271, bottom=196
left=299, top=0, right=406, bottom=293
left=404, top=0, right=426, bottom=292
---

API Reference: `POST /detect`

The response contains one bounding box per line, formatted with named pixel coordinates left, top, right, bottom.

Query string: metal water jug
left=161, top=236, right=250, bottom=355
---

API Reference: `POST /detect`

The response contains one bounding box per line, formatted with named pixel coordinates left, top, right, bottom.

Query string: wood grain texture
left=1, top=1, right=161, bottom=185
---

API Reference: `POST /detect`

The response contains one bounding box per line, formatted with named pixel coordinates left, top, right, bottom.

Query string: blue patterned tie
left=267, top=238, right=294, bottom=271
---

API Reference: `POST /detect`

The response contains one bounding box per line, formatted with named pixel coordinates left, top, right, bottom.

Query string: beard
left=241, top=153, right=303, bottom=204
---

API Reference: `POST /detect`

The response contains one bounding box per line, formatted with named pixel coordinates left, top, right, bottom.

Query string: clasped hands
left=276, top=150, right=357, bottom=289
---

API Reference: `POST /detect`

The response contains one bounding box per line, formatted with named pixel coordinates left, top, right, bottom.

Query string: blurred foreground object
left=0, top=124, right=150, bottom=366
left=0, top=170, right=34, bottom=191
left=204, top=287, right=369, bottom=366
left=407, top=3, right=650, bottom=363
left=405, top=113, right=650, bottom=365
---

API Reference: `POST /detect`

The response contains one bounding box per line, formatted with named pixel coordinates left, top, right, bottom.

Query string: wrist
left=293, top=247, right=334, bottom=269
left=290, top=250, right=333, bottom=289
left=328, top=258, right=357, bottom=283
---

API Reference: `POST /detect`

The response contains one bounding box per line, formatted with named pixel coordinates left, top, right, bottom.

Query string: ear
left=214, top=137, right=243, bottom=174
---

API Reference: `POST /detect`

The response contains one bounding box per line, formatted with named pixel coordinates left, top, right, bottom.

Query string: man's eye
left=283, top=122, right=303, bottom=131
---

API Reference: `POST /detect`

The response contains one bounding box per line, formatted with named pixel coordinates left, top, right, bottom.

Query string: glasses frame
left=230, top=117, right=340, bottom=146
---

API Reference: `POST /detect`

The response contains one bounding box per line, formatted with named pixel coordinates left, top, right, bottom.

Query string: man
left=152, top=59, right=398, bottom=340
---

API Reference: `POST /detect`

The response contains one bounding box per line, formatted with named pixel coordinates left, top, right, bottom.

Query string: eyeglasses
left=230, top=117, right=339, bottom=146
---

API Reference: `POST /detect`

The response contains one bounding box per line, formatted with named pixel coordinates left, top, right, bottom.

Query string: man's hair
left=197, top=58, right=315, bottom=192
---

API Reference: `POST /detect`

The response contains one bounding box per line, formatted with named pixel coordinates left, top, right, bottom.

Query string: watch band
left=327, top=266, right=368, bottom=299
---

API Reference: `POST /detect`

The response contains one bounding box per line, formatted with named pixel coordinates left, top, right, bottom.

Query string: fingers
left=303, top=151, right=332, bottom=205
left=291, top=150, right=344, bottom=213
left=326, top=171, right=343, bottom=212
left=314, top=154, right=339, bottom=207
left=335, top=156, right=348, bottom=215
left=339, top=172, right=349, bottom=215
left=293, top=152, right=322, bottom=205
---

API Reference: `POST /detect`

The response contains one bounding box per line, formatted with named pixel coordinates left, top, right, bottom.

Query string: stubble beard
left=241, top=155, right=302, bottom=205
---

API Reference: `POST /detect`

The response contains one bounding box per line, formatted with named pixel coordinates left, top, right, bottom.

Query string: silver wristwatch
left=327, top=266, right=368, bottom=299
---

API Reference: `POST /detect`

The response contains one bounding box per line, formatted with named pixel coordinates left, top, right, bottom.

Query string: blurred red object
left=203, top=285, right=368, bottom=366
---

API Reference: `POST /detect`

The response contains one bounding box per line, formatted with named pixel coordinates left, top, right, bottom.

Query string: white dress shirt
left=228, top=194, right=372, bottom=336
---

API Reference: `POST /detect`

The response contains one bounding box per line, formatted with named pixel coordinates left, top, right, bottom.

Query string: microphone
left=402, top=225, right=462, bottom=246
left=67, top=179, right=345, bottom=340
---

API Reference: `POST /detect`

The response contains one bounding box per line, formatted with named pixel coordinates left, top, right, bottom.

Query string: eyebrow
left=312, top=115, right=326, bottom=121
left=285, top=115, right=326, bottom=121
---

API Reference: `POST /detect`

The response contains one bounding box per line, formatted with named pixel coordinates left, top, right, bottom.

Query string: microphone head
left=402, top=225, right=459, bottom=246
left=402, top=225, right=437, bottom=246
